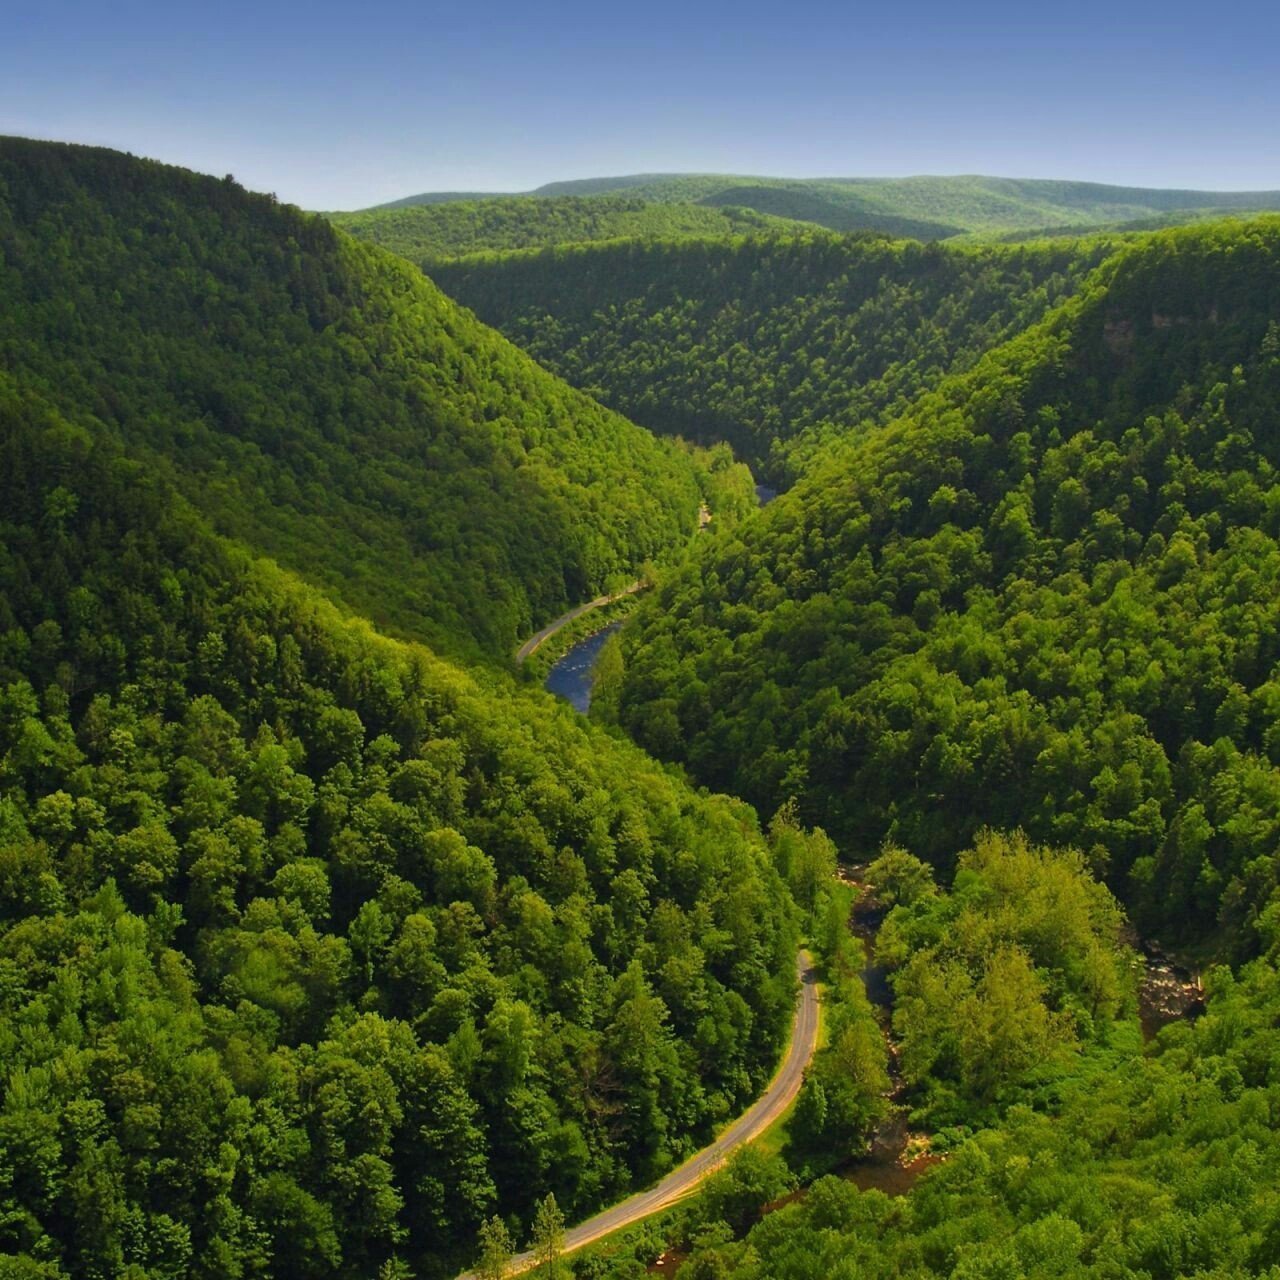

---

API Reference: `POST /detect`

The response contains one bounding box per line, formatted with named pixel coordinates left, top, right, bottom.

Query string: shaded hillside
left=0, top=378, right=798, bottom=1277
left=330, top=195, right=805, bottom=262
left=0, top=137, right=704, bottom=659
left=432, top=234, right=1113, bottom=477
left=612, top=218, right=1280, bottom=948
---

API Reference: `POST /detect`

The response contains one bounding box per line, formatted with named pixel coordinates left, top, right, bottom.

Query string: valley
left=4, top=134, right=1280, bottom=1280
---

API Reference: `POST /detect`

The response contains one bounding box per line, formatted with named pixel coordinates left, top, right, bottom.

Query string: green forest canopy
left=362, top=172, right=1280, bottom=240
left=0, top=373, right=799, bottom=1278
left=327, top=196, right=807, bottom=263
left=430, top=233, right=1113, bottom=477
left=9, top=131, right=1280, bottom=1280
left=612, top=218, right=1280, bottom=953
left=0, top=137, right=707, bottom=661
left=639, top=842, right=1280, bottom=1280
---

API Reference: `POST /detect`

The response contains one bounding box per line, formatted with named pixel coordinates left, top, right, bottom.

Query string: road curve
left=461, top=950, right=818, bottom=1277
left=514, top=582, right=645, bottom=665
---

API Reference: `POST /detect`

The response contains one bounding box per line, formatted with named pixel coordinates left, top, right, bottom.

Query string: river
left=547, top=487, right=777, bottom=712
left=544, top=621, right=623, bottom=712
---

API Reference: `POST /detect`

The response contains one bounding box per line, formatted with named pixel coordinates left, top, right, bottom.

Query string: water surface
left=545, top=621, right=623, bottom=712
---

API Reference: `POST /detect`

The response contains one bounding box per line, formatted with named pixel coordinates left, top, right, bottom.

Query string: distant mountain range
left=357, top=173, right=1280, bottom=241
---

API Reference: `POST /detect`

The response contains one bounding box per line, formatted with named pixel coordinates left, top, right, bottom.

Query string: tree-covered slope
left=0, top=137, right=704, bottom=660
left=612, top=218, right=1280, bottom=950
left=373, top=172, right=1280, bottom=240
left=432, top=233, right=1113, bottom=477
left=328, top=195, right=805, bottom=262
left=0, top=377, right=798, bottom=1278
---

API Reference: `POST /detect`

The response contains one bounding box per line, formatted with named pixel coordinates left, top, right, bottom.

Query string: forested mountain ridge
left=328, top=195, right=807, bottom=263
left=0, top=375, right=799, bottom=1277
left=368, top=172, right=1280, bottom=240
left=12, top=125, right=1280, bottom=1280
left=611, top=217, right=1280, bottom=951
left=432, top=233, right=1114, bottom=477
left=0, top=136, right=706, bottom=660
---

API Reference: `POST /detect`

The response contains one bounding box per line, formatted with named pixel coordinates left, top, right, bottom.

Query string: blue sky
left=4, top=0, right=1278, bottom=209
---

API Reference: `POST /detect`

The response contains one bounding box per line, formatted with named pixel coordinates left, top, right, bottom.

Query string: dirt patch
left=647, top=1250, right=687, bottom=1276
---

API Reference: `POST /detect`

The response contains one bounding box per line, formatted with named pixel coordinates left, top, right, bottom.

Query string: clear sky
left=4, top=0, right=1278, bottom=210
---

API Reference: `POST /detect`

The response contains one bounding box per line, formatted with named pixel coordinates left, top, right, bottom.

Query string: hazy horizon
left=6, top=0, right=1278, bottom=210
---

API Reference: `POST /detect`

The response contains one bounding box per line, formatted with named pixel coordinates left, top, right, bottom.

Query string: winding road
left=461, top=950, right=819, bottom=1277
left=514, top=581, right=645, bottom=665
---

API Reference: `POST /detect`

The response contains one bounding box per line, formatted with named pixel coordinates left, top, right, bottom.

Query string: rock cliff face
left=1138, top=947, right=1205, bottom=1037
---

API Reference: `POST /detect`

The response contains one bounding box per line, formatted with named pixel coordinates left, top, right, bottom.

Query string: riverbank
left=514, top=580, right=645, bottom=666
left=544, top=621, right=624, bottom=713
left=519, top=589, right=641, bottom=685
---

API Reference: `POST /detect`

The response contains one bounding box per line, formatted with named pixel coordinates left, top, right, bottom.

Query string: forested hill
left=0, top=137, right=704, bottom=659
left=432, top=234, right=1114, bottom=477
left=0, top=375, right=799, bottom=1277
left=328, top=195, right=806, bottom=262
left=370, top=172, right=1280, bottom=239
left=612, top=217, right=1280, bottom=951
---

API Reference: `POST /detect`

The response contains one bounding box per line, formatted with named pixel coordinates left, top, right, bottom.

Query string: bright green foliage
left=880, top=832, right=1133, bottom=1114
left=636, top=953, right=1280, bottom=1279
left=614, top=218, right=1280, bottom=947
left=329, top=196, right=805, bottom=262
left=587, top=630, right=626, bottom=725
left=863, top=844, right=937, bottom=908
left=475, top=1216, right=515, bottom=1280
left=767, top=803, right=837, bottom=916
left=431, top=233, right=1110, bottom=475
left=0, top=388, right=798, bottom=1276
left=693, top=1149, right=794, bottom=1236
left=529, top=1193, right=565, bottom=1276
left=0, top=137, right=706, bottom=659
left=794, top=885, right=891, bottom=1159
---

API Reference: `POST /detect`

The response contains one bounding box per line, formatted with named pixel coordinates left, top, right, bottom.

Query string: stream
left=1136, top=940, right=1205, bottom=1039
left=544, top=621, right=623, bottom=712
left=842, top=880, right=941, bottom=1194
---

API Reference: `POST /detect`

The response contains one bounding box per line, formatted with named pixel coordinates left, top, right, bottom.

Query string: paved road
left=514, top=582, right=644, bottom=665
left=461, top=951, right=818, bottom=1277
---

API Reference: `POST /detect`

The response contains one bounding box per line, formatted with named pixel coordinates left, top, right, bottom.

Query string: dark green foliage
left=0, top=386, right=798, bottom=1277
left=0, top=136, right=705, bottom=659
left=692, top=1149, right=795, bottom=1237
left=613, top=218, right=1280, bottom=949
left=431, top=233, right=1110, bottom=476
left=329, top=196, right=804, bottom=262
